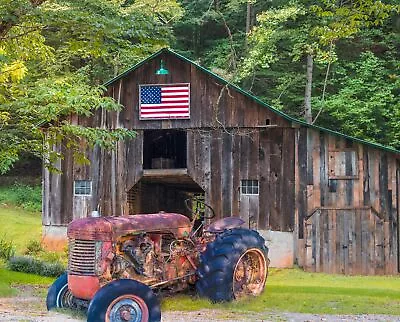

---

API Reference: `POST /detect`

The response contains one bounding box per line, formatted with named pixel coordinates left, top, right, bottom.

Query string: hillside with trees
left=0, top=0, right=399, bottom=173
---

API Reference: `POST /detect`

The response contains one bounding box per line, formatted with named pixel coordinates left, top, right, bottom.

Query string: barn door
left=239, top=180, right=259, bottom=229
left=304, top=208, right=386, bottom=275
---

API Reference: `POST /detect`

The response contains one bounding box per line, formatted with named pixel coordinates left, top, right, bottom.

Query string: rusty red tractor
left=46, top=198, right=269, bottom=322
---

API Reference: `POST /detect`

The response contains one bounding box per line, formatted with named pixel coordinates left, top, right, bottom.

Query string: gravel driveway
left=0, top=288, right=399, bottom=322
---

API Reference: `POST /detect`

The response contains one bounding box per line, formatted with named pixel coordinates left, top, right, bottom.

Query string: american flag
left=139, top=83, right=190, bottom=119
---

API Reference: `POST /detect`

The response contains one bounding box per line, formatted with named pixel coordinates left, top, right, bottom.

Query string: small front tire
left=87, top=279, right=161, bottom=322
left=46, top=272, right=76, bottom=310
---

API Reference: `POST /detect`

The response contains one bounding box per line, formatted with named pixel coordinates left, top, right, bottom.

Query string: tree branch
left=0, top=0, right=47, bottom=38
left=216, top=11, right=237, bottom=70
left=0, top=25, right=43, bottom=41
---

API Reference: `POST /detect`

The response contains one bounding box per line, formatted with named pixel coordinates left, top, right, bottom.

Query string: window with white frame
left=74, top=180, right=92, bottom=196
left=240, top=180, right=259, bottom=195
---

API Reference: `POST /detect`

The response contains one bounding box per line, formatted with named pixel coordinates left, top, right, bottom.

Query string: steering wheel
left=184, top=197, right=215, bottom=220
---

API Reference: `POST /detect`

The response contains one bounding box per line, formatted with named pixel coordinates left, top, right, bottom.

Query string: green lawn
left=0, top=206, right=49, bottom=297
left=162, top=268, right=400, bottom=315
left=0, top=206, right=42, bottom=253
left=0, top=262, right=53, bottom=297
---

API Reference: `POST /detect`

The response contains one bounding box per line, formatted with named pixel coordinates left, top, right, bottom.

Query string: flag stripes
left=139, top=83, right=190, bottom=119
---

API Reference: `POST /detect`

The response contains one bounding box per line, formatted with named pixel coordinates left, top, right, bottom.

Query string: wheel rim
left=56, top=284, right=76, bottom=308
left=105, top=295, right=149, bottom=322
left=232, top=248, right=267, bottom=299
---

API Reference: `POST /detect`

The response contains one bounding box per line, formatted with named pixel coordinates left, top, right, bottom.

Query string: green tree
left=241, top=0, right=399, bottom=124
left=0, top=0, right=182, bottom=173
left=315, top=52, right=399, bottom=149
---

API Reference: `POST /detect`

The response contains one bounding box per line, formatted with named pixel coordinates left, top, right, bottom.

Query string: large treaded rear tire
left=196, top=228, right=268, bottom=302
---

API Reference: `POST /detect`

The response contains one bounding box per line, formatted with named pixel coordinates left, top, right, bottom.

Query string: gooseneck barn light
left=155, top=59, right=169, bottom=75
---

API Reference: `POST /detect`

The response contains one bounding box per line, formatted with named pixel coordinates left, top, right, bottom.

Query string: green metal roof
left=105, top=48, right=400, bottom=155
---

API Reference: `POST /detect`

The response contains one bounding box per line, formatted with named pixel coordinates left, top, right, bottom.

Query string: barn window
left=74, top=180, right=92, bottom=196
left=143, top=130, right=187, bottom=169
left=241, top=180, right=259, bottom=195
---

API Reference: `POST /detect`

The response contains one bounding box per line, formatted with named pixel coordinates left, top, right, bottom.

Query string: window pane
left=240, top=180, right=259, bottom=195
left=74, top=180, right=92, bottom=196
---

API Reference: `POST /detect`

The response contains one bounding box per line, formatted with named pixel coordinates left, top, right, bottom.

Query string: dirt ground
left=0, top=287, right=399, bottom=322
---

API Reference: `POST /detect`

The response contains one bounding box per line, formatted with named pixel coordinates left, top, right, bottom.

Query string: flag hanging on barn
left=139, top=83, right=190, bottom=120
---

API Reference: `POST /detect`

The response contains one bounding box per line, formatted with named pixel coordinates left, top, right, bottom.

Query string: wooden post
left=304, top=54, right=313, bottom=124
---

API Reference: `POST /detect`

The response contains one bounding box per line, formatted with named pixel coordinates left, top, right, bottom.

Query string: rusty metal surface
left=232, top=248, right=267, bottom=299
left=68, top=274, right=100, bottom=300
left=205, top=217, right=245, bottom=233
left=67, top=213, right=191, bottom=240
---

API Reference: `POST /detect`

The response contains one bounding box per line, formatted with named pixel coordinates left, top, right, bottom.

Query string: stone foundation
left=259, top=230, right=294, bottom=268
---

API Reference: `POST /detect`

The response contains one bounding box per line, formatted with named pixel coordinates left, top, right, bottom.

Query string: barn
left=42, top=48, right=400, bottom=275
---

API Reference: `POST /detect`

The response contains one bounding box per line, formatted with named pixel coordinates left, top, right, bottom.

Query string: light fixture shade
left=156, top=60, right=169, bottom=75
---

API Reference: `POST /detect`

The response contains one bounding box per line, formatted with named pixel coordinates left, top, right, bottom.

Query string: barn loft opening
left=143, top=130, right=187, bottom=169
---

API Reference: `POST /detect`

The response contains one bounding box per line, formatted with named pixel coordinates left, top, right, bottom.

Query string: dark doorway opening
left=143, top=130, right=187, bottom=169
left=127, top=180, right=204, bottom=217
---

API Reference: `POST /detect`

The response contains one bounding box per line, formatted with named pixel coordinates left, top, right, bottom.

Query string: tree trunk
left=304, top=54, right=313, bottom=124
left=246, top=2, right=252, bottom=35
left=215, top=0, right=220, bottom=11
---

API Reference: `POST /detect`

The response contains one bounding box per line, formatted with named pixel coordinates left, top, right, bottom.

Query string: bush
left=0, top=237, right=15, bottom=260
left=24, top=239, right=44, bottom=256
left=7, top=256, right=65, bottom=277
left=39, top=250, right=67, bottom=265
left=0, top=183, right=41, bottom=212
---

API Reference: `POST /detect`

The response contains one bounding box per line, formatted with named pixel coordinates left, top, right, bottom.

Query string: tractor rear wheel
left=87, top=279, right=160, bottom=322
left=196, top=228, right=268, bottom=302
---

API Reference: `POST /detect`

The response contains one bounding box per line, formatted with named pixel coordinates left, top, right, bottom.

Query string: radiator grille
left=68, top=239, right=96, bottom=275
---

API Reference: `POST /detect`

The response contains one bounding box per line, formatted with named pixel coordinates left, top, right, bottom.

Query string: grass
left=162, top=268, right=400, bottom=315
left=0, top=262, right=53, bottom=297
left=0, top=206, right=55, bottom=296
left=0, top=206, right=42, bottom=253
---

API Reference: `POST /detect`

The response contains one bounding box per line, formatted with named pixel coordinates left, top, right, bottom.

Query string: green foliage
left=24, top=239, right=44, bottom=256
left=38, top=250, right=66, bottom=265
left=315, top=51, right=399, bottom=148
left=7, top=255, right=65, bottom=277
left=0, top=236, right=15, bottom=260
left=0, top=184, right=41, bottom=211
left=24, top=239, right=68, bottom=265
left=0, top=0, right=182, bottom=173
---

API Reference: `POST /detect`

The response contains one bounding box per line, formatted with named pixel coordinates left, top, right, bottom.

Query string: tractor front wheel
left=87, top=279, right=160, bottom=322
left=196, top=228, right=269, bottom=302
left=46, top=272, right=77, bottom=310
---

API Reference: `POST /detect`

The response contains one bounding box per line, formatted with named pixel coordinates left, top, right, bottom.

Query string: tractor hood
left=67, top=213, right=191, bottom=241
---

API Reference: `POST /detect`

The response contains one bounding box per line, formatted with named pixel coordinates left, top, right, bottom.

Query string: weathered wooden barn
left=42, top=48, right=400, bottom=275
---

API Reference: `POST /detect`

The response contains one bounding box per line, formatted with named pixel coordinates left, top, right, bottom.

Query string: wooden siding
left=296, top=129, right=399, bottom=274
left=304, top=207, right=397, bottom=275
